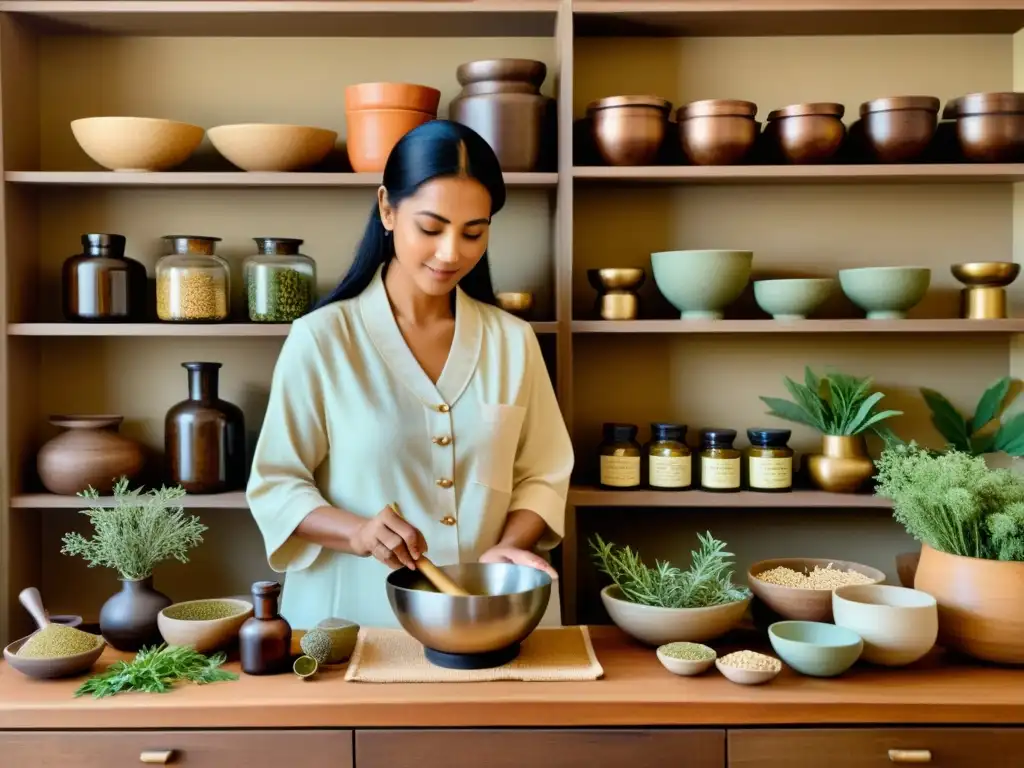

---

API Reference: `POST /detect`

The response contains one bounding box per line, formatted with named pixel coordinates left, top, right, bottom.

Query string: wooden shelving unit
left=571, top=319, right=1024, bottom=334
left=8, top=322, right=560, bottom=336
left=6, top=171, right=559, bottom=188
left=572, top=164, right=1024, bottom=184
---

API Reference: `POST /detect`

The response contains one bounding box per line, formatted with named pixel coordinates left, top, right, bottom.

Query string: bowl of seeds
left=748, top=558, right=885, bottom=623
left=656, top=641, right=717, bottom=676
left=3, top=623, right=105, bottom=679
left=715, top=649, right=782, bottom=685
left=157, top=598, right=253, bottom=653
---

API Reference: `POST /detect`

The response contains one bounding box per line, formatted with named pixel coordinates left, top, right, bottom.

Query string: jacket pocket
left=474, top=403, right=526, bottom=494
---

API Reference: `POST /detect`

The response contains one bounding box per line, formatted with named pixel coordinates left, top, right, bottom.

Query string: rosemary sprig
left=73, top=643, right=238, bottom=699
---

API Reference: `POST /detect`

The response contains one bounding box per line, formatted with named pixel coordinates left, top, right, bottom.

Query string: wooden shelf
left=571, top=319, right=1024, bottom=334
left=8, top=322, right=560, bottom=336
left=0, top=1, right=559, bottom=37
left=569, top=486, right=893, bottom=509
left=12, top=492, right=249, bottom=509
left=573, top=2, right=1024, bottom=37
left=572, top=164, right=1024, bottom=184
left=5, top=171, right=559, bottom=188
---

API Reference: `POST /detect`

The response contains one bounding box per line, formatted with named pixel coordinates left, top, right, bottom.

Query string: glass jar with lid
left=62, top=233, right=148, bottom=322
left=745, top=428, right=794, bottom=492
left=644, top=422, right=691, bottom=490
left=156, top=235, right=229, bottom=322
left=243, top=237, right=316, bottom=323
left=699, top=428, right=741, bottom=493
left=598, top=422, right=642, bottom=489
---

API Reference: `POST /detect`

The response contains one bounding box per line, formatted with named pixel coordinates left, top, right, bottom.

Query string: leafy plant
left=60, top=477, right=207, bottom=581
left=920, top=377, right=1024, bottom=457
left=873, top=441, right=1024, bottom=562
left=760, top=366, right=902, bottom=437
left=74, top=644, right=238, bottom=698
left=589, top=531, right=750, bottom=608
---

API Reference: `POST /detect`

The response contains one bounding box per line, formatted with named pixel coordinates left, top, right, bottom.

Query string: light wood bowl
left=70, top=116, right=205, bottom=172
left=748, top=557, right=886, bottom=623
left=207, top=123, right=337, bottom=172
left=157, top=598, right=253, bottom=653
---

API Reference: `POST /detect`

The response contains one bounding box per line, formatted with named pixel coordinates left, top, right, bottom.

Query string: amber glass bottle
left=239, top=581, right=293, bottom=676
left=699, top=428, right=741, bottom=493
left=745, top=428, right=794, bottom=493
left=62, top=233, right=148, bottom=322
left=644, top=423, right=691, bottom=490
left=598, top=423, right=642, bottom=489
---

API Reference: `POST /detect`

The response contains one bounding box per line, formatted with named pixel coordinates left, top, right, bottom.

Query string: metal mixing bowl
left=386, top=562, right=551, bottom=663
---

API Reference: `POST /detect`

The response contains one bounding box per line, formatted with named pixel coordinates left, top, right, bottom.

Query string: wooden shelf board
left=6, top=171, right=559, bottom=189
left=569, top=486, right=893, bottom=509
left=571, top=319, right=1024, bottom=334
left=572, top=164, right=1024, bottom=184
left=0, top=1, right=558, bottom=37
left=8, top=322, right=559, bottom=336
left=573, top=2, right=1024, bottom=37
left=12, top=492, right=248, bottom=509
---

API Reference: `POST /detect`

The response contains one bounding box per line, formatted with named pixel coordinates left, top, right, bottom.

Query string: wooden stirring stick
left=389, top=503, right=471, bottom=597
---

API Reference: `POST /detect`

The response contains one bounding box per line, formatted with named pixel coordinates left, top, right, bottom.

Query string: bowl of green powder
left=656, top=641, right=717, bottom=676
left=3, top=623, right=105, bottom=679
left=157, top=598, right=253, bottom=653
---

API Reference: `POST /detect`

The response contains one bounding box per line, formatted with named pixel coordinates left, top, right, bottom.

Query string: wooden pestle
left=19, top=587, right=52, bottom=630
left=388, top=503, right=471, bottom=597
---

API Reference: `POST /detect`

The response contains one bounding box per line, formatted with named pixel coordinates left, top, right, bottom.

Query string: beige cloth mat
left=343, top=626, right=604, bottom=683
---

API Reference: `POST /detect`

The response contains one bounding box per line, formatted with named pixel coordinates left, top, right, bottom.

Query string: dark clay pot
left=99, top=576, right=172, bottom=651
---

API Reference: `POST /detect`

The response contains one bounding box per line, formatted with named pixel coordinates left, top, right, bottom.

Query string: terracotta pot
left=344, top=82, right=440, bottom=114
left=914, top=543, right=1024, bottom=665
left=36, top=415, right=145, bottom=496
left=896, top=550, right=921, bottom=588
left=99, top=576, right=172, bottom=652
left=346, top=108, right=434, bottom=172
left=805, top=434, right=875, bottom=493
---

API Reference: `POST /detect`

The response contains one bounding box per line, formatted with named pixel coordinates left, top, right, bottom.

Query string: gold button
left=433, top=435, right=452, bottom=446
left=436, top=478, right=453, bottom=489
left=440, top=516, right=456, bottom=526
left=437, top=403, right=450, bottom=413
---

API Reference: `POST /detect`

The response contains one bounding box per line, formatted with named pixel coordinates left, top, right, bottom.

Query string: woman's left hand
left=479, top=545, right=559, bottom=579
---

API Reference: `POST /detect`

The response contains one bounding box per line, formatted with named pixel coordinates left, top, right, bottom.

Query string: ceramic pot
left=806, top=434, right=875, bottom=493
left=914, top=543, right=1024, bottom=665
left=99, top=576, right=172, bottom=652
left=650, top=249, right=752, bottom=320
left=346, top=108, right=434, bottom=172
left=449, top=92, right=552, bottom=172
left=36, top=415, right=146, bottom=496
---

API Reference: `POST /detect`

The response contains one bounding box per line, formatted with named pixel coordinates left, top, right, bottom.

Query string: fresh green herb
left=60, top=477, right=207, bottom=581
left=589, top=531, right=750, bottom=608
left=918, top=377, right=1024, bottom=457
left=874, top=441, right=1024, bottom=562
left=759, top=366, right=902, bottom=437
left=74, top=643, right=238, bottom=699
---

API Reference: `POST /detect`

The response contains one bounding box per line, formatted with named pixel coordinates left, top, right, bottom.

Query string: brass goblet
left=951, top=262, right=1020, bottom=319
left=495, top=291, right=534, bottom=319
left=587, top=268, right=646, bottom=320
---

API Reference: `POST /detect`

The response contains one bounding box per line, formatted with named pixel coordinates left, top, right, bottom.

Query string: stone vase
left=99, top=575, right=172, bottom=652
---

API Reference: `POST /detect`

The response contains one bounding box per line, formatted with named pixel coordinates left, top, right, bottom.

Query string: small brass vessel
left=495, top=291, right=534, bottom=318
left=806, top=435, right=875, bottom=494
left=588, top=268, right=645, bottom=320
left=951, top=262, right=1020, bottom=319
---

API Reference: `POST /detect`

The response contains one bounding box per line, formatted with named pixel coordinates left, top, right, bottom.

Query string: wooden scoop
left=389, top=503, right=471, bottom=597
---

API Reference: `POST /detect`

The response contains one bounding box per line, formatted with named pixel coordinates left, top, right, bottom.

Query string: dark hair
left=315, top=119, right=506, bottom=309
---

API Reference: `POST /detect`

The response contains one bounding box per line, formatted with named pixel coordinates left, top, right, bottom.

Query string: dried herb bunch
left=874, top=442, right=1024, bottom=562
left=60, top=477, right=207, bottom=581
left=589, top=531, right=750, bottom=609
left=74, top=644, right=237, bottom=699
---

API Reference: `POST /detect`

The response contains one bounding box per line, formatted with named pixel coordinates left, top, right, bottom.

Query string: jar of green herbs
left=243, top=237, right=317, bottom=323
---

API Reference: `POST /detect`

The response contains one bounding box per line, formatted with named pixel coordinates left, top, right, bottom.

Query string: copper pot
left=857, top=96, right=939, bottom=163
left=588, top=95, right=671, bottom=166
left=952, top=92, right=1024, bottom=162
left=677, top=99, right=758, bottom=166
left=764, top=102, right=845, bottom=164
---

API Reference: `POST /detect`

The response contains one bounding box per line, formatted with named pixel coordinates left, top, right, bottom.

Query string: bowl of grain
left=157, top=598, right=253, bottom=653
left=3, top=623, right=105, bottom=679
left=656, top=641, right=717, bottom=676
left=715, top=649, right=782, bottom=685
left=748, top=558, right=885, bottom=623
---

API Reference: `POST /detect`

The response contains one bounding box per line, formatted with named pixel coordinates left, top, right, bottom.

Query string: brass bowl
left=764, top=103, right=845, bottom=164
left=677, top=99, right=759, bottom=166
left=953, top=92, right=1024, bottom=163
left=587, top=267, right=645, bottom=292
left=588, top=96, right=671, bottom=166
left=858, top=96, right=939, bottom=163
left=951, top=261, right=1021, bottom=287
left=495, top=291, right=534, bottom=317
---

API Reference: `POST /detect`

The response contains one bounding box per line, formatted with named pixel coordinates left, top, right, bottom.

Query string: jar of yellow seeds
left=156, top=235, right=230, bottom=322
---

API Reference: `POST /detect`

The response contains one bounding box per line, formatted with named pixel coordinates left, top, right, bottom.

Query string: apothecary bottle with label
left=746, top=428, right=794, bottom=492
left=243, top=237, right=317, bottom=323
left=598, top=423, right=642, bottom=489
left=645, top=423, right=691, bottom=490
left=155, top=235, right=230, bottom=322
left=699, top=428, right=741, bottom=493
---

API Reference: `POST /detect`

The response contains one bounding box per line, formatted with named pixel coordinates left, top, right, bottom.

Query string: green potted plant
left=61, top=477, right=207, bottom=651
left=874, top=442, right=1024, bottom=665
left=759, top=366, right=902, bottom=493
left=589, top=531, right=751, bottom=646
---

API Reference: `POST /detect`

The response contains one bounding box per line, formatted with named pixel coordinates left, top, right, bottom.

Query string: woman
left=246, top=119, right=574, bottom=631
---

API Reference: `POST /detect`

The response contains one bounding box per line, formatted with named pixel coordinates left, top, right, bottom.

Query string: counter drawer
left=0, top=729, right=352, bottom=768
left=728, top=727, right=1024, bottom=768
left=356, top=728, right=725, bottom=768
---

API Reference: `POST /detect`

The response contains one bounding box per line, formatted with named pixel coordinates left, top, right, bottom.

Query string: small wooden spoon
left=19, top=587, right=52, bottom=630
left=389, top=503, right=471, bottom=597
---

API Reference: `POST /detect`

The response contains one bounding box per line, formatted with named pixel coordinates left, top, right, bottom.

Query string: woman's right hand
left=350, top=505, right=428, bottom=570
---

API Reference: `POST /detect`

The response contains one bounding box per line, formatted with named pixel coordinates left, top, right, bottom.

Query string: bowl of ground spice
left=656, top=641, right=717, bottom=676
left=748, top=558, right=885, bottom=623
left=715, top=650, right=782, bottom=685
left=157, top=598, right=253, bottom=654
left=3, top=623, right=105, bottom=679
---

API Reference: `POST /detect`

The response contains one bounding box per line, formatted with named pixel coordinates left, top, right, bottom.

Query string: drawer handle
left=889, top=749, right=932, bottom=764
left=140, top=750, right=175, bottom=764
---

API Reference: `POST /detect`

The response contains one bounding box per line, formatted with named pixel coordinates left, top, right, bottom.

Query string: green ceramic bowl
left=768, top=620, right=863, bottom=677
left=838, top=266, right=930, bottom=320
left=651, top=249, right=753, bottom=320
left=754, top=278, right=835, bottom=320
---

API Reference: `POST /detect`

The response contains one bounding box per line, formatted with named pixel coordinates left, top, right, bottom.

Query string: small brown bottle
left=239, top=580, right=292, bottom=675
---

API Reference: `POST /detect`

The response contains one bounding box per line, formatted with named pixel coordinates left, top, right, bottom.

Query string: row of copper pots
left=587, top=91, right=1024, bottom=166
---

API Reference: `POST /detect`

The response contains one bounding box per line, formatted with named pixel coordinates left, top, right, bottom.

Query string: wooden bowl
left=70, top=116, right=204, bottom=172
left=748, top=558, right=886, bottom=623
left=3, top=630, right=105, bottom=679
left=157, top=598, right=253, bottom=653
left=207, top=123, right=337, bottom=172
left=715, top=655, right=781, bottom=685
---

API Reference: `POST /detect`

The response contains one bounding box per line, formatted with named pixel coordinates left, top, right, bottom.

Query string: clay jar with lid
left=699, top=428, right=741, bottom=492
left=677, top=99, right=759, bottom=166
left=745, top=428, right=794, bottom=493
left=952, top=92, right=1024, bottom=162
left=156, top=235, right=230, bottom=322
left=588, top=95, right=671, bottom=166
left=598, top=422, right=642, bottom=489
left=856, top=96, right=940, bottom=163
left=449, top=58, right=553, bottom=172
left=244, top=237, right=317, bottom=323
left=345, top=82, right=439, bottom=173
left=62, top=233, right=148, bottom=322
left=764, top=103, right=845, bottom=164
